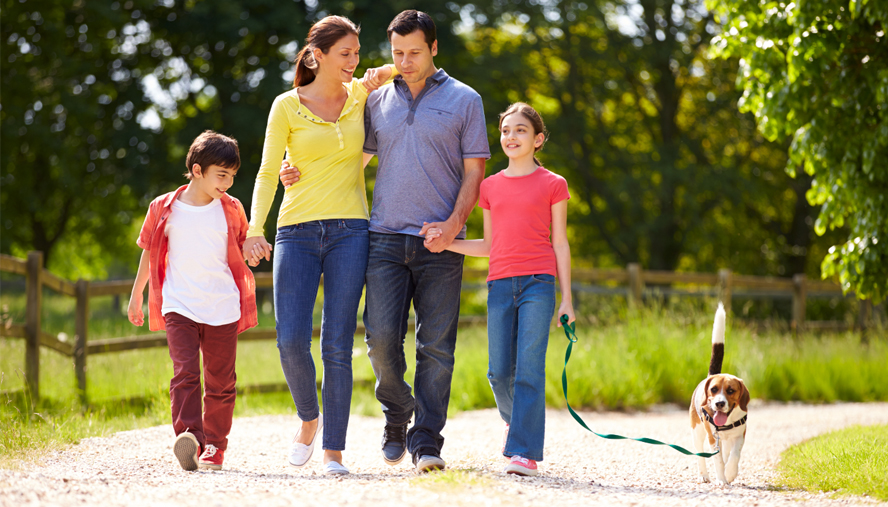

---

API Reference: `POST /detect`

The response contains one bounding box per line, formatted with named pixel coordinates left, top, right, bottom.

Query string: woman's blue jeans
left=487, top=274, right=556, bottom=461
left=273, top=219, right=369, bottom=451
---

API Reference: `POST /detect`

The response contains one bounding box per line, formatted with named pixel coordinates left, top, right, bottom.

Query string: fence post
left=75, top=279, right=90, bottom=405
left=717, top=269, right=732, bottom=314
left=858, top=299, right=871, bottom=345
left=791, top=274, right=807, bottom=336
left=25, top=251, right=43, bottom=403
left=627, top=263, right=643, bottom=307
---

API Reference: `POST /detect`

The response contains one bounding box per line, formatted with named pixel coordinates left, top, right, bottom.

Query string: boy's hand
left=280, top=160, right=301, bottom=188
left=244, top=236, right=272, bottom=266
left=128, top=292, right=145, bottom=326
left=557, top=301, right=576, bottom=328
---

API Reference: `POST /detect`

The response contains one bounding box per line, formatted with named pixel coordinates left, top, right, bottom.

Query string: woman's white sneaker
left=288, top=414, right=323, bottom=467
left=323, top=460, right=350, bottom=476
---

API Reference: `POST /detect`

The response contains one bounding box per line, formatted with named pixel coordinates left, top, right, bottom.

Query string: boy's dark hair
left=387, top=10, right=436, bottom=49
left=184, top=130, right=240, bottom=179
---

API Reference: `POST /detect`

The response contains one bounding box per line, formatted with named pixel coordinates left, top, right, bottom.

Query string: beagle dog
left=689, top=303, right=750, bottom=485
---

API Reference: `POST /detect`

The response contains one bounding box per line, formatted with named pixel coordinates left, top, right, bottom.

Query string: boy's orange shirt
left=137, top=185, right=258, bottom=334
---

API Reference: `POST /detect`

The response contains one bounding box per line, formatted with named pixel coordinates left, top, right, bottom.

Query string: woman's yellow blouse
left=247, top=78, right=373, bottom=237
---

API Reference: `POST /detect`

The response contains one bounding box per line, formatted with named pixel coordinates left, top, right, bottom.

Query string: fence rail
left=0, top=252, right=873, bottom=404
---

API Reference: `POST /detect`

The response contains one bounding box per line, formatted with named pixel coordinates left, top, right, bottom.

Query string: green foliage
left=777, top=424, right=888, bottom=501
left=459, top=0, right=830, bottom=277
left=709, top=0, right=888, bottom=301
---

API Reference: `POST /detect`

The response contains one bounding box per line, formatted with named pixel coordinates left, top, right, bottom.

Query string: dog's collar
left=703, top=410, right=747, bottom=432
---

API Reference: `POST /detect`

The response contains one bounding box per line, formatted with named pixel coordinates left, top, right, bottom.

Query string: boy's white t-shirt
left=161, top=198, right=241, bottom=325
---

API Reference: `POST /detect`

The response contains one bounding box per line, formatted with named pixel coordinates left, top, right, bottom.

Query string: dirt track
left=1, top=401, right=886, bottom=506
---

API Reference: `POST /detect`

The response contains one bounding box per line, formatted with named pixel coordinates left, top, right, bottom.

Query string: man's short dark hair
left=184, top=130, right=240, bottom=179
left=387, top=10, right=436, bottom=49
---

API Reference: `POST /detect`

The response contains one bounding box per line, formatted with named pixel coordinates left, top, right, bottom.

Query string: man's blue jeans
left=364, top=232, right=464, bottom=457
left=273, top=219, right=369, bottom=451
left=487, top=274, right=556, bottom=461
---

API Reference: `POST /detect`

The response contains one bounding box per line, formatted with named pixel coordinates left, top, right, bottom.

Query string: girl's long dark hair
left=293, top=16, right=360, bottom=88
left=498, top=102, right=548, bottom=166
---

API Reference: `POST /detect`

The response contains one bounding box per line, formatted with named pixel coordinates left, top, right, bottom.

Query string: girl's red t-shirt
left=479, top=167, right=570, bottom=282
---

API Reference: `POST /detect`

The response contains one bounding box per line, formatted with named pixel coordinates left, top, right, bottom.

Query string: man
left=281, top=9, right=489, bottom=473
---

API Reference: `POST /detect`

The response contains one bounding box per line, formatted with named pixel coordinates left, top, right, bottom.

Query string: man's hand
left=243, top=236, right=273, bottom=266
left=280, top=160, right=301, bottom=188
left=128, top=292, right=144, bottom=326
left=419, top=219, right=460, bottom=253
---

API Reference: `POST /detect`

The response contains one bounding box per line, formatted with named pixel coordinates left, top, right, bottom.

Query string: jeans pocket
left=276, top=224, right=301, bottom=238
left=342, top=219, right=369, bottom=231
left=530, top=274, right=555, bottom=284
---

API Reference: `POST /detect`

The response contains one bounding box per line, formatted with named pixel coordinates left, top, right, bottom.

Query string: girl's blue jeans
left=273, top=219, right=369, bottom=451
left=487, top=274, right=556, bottom=461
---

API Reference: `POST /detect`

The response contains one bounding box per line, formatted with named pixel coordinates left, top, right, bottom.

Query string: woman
left=243, top=15, right=395, bottom=476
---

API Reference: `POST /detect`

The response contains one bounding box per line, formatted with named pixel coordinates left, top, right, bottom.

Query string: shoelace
left=512, top=456, right=531, bottom=465
left=383, top=424, right=406, bottom=444
left=203, top=444, right=218, bottom=457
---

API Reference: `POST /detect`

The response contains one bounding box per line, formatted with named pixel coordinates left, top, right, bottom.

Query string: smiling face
left=499, top=112, right=545, bottom=162
left=704, top=374, right=750, bottom=425
left=314, top=33, right=360, bottom=83
left=192, top=163, right=236, bottom=200
left=390, top=30, right=437, bottom=85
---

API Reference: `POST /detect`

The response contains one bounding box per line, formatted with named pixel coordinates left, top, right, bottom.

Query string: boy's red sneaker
left=173, top=432, right=201, bottom=471
left=504, top=455, right=539, bottom=477
left=199, top=444, right=224, bottom=471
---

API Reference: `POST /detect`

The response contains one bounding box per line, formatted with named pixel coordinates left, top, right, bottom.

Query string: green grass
left=410, top=468, right=495, bottom=491
left=776, top=424, right=888, bottom=501
left=1, top=283, right=886, bottom=468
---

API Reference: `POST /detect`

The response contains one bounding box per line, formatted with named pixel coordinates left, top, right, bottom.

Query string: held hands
left=362, top=65, right=394, bottom=91
left=419, top=220, right=458, bottom=252
left=280, top=160, right=301, bottom=188
left=127, top=292, right=144, bottom=326
left=243, top=236, right=272, bottom=267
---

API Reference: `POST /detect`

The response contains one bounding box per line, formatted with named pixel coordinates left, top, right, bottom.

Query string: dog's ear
left=701, top=376, right=714, bottom=406
left=738, top=379, right=750, bottom=412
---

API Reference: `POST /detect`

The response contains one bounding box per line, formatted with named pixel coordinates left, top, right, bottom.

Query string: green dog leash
left=559, top=314, right=719, bottom=458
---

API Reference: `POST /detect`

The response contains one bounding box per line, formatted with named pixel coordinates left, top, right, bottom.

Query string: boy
left=127, top=130, right=258, bottom=471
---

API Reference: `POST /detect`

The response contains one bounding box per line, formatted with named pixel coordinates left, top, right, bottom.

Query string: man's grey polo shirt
left=364, top=68, right=490, bottom=239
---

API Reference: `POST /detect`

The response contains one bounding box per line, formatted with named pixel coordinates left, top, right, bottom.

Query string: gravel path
left=2, top=401, right=886, bottom=506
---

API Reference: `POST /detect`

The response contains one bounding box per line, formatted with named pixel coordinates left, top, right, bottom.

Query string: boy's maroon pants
left=164, top=312, right=238, bottom=451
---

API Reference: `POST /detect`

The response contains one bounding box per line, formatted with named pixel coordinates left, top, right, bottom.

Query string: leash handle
left=558, top=314, right=719, bottom=458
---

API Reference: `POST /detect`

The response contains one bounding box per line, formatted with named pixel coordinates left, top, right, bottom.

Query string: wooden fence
left=0, top=252, right=873, bottom=403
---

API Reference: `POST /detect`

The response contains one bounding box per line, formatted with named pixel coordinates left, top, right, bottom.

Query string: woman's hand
left=280, top=160, right=301, bottom=188
left=361, top=65, right=393, bottom=92
left=243, top=236, right=272, bottom=266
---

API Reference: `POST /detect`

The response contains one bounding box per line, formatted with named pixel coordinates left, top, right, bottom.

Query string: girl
left=424, top=102, right=575, bottom=476
left=242, top=15, right=395, bottom=476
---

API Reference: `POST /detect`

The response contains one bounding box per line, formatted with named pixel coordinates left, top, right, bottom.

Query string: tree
left=1, top=0, right=163, bottom=275
left=709, top=0, right=888, bottom=301
left=463, top=0, right=824, bottom=277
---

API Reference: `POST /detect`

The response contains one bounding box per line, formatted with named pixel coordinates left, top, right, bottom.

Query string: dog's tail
left=709, top=302, right=726, bottom=376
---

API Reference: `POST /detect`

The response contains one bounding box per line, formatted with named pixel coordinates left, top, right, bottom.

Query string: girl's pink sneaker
left=504, top=455, right=539, bottom=476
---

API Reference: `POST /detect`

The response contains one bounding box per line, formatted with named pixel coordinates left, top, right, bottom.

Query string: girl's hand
left=128, top=292, right=144, bottom=326
left=557, top=300, right=576, bottom=328
left=419, top=223, right=444, bottom=247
